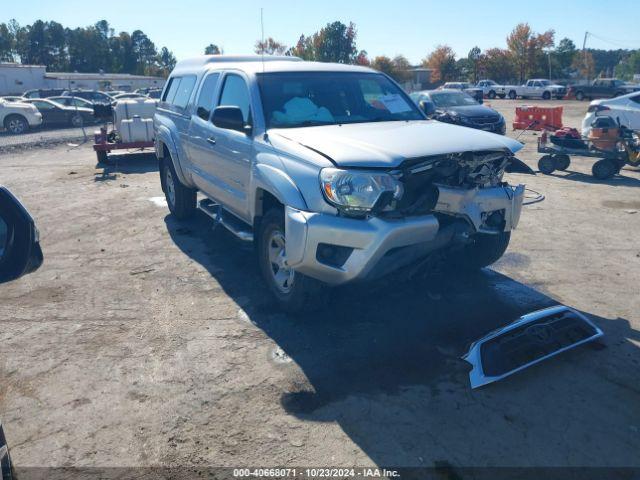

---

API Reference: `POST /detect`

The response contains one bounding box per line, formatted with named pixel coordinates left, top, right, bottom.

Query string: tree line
left=0, top=19, right=177, bottom=77
left=1, top=18, right=638, bottom=84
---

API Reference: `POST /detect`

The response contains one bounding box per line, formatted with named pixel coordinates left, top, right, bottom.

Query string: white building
left=0, top=63, right=165, bottom=95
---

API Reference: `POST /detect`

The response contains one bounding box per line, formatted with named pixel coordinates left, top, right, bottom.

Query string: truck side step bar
left=198, top=198, right=254, bottom=242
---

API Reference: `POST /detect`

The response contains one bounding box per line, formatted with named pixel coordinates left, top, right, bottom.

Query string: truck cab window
left=172, top=75, right=197, bottom=109
left=219, top=74, right=251, bottom=123
left=195, top=73, right=221, bottom=120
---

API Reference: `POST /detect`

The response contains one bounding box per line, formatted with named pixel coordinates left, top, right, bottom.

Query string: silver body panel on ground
left=463, top=305, right=604, bottom=389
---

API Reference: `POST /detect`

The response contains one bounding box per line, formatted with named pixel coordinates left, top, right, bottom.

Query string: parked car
left=581, top=91, right=640, bottom=136
left=476, top=80, right=508, bottom=99
left=441, top=82, right=484, bottom=103
left=410, top=89, right=506, bottom=135
left=505, top=79, right=566, bottom=100
left=0, top=97, right=43, bottom=134
left=112, top=92, right=148, bottom=102
left=62, top=89, right=113, bottom=105
left=154, top=55, right=528, bottom=311
left=22, top=88, right=66, bottom=99
left=569, top=78, right=640, bottom=101
left=0, top=96, right=25, bottom=103
left=48, top=96, right=94, bottom=108
left=22, top=98, right=94, bottom=127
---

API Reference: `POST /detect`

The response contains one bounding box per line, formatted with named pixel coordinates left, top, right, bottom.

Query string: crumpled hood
left=271, top=120, right=523, bottom=168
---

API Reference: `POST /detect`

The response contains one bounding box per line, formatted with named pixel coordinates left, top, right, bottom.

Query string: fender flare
left=156, top=126, right=191, bottom=186
left=253, top=164, right=307, bottom=215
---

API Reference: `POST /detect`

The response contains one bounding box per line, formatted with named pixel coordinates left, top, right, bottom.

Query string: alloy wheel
left=267, top=230, right=295, bottom=293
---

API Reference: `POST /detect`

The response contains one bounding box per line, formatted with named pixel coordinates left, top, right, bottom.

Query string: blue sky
left=4, top=0, right=639, bottom=64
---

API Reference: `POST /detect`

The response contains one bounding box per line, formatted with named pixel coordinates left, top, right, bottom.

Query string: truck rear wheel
left=575, top=91, right=585, bottom=101
left=258, top=208, right=325, bottom=313
left=455, top=232, right=511, bottom=271
left=162, top=158, right=196, bottom=219
left=508, top=90, right=517, bottom=100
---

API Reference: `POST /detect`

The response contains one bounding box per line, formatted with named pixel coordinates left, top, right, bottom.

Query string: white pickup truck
left=503, top=79, right=567, bottom=100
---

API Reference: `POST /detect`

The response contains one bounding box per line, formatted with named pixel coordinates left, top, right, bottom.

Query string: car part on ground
left=463, top=305, right=604, bottom=389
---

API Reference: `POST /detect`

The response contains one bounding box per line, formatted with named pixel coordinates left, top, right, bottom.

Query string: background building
left=0, top=63, right=165, bottom=95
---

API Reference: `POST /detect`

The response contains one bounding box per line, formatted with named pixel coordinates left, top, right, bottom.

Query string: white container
left=120, top=116, right=154, bottom=143
left=114, top=99, right=157, bottom=132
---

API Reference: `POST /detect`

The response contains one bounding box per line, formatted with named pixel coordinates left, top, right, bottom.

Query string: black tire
left=96, top=150, right=108, bottom=164
left=554, top=154, right=571, bottom=171
left=162, top=157, right=196, bottom=219
left=70, top=114, right=83, bottom=127
left=575, top=91, right=585, bottom=101
left=3, top=114, right=29, bottom=135
left=542, top=91, right=551, bottom=100
left=455, top=232, right=511, bottom=271
left=258, top=208, right=325, bottom=313
left=508, top=90, right=517, bottom=100
left=538, top=155, right=556, bottom=174
left=488, top=90, right=496, bottom=99
left=498, top=94, right=506, bottom=99
left=592, top=159, right=617, bottom=180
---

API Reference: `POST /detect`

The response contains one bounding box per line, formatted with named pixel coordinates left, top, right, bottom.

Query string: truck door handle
left=206, top=136, right=216, bottom=145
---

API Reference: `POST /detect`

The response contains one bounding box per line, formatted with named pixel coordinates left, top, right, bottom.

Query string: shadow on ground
left=165, top=211, right=640, bottom=470
left=94, top=151, right=158, bottom=182
left=543, top=167, right=640, bottom=187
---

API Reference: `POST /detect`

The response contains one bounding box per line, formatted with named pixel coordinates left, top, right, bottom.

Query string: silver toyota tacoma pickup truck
left=154, top=55, right=527, bottom=311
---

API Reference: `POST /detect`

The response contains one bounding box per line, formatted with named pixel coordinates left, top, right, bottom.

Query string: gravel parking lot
left=1, top=100, right=639, bottom=475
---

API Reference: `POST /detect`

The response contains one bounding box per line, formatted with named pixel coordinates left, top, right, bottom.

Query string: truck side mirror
left=0, top=186, right=43, bottom=284
left=419, top=100, right=436, bottom=116
left=212, top=106, right=251, bottom=134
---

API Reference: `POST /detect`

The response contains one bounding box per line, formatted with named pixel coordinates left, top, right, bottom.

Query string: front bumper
left=285, top=184, right=525, bottom=285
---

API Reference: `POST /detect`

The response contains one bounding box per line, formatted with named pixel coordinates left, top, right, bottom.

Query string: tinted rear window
left=172, top=76, right=197, bottom=109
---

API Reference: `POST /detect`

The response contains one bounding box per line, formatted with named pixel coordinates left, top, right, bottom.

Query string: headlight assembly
left=319, top=168, right=403, bottom=216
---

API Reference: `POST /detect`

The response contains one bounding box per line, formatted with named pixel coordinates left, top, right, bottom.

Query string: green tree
left=554, top=38, right=577, bottom=77
left=156, top=47, right=177, bottom=77
left=255, top=37, right=287, bottom=55
left=480, top=48, right=516, bottom=83
left=204, top=44, right=221, bottom=55
left=468, top=46, right=481, bottom=82
left=0, top=23, right=15, bottom=61
left=289, top=21, right=358, bottom=64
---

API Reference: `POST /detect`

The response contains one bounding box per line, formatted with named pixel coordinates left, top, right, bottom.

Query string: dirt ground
left=1, top=100, right=639, bottom=475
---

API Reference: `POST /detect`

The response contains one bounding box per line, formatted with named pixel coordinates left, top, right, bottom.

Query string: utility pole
left=582, top=31, right=590, bottom=82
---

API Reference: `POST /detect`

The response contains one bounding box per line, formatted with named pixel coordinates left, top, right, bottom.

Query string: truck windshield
left=257, top=72, right=423, bottom=129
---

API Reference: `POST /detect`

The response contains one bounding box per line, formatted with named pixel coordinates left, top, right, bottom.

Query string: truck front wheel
left=455, top=232, right=511, bottom=271
left=542, top=91, right=551, bottom=100
left=258, top=208, right=325, bottom=313
left=162, top=158, right=196, bottom=219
